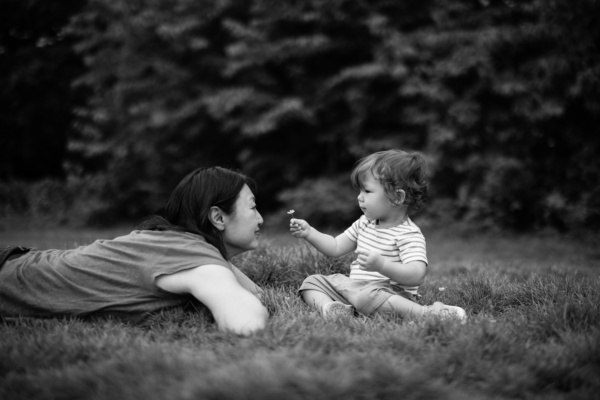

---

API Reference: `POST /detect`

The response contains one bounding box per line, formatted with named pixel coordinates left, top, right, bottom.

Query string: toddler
left=290, top=149, right=466, bottom=321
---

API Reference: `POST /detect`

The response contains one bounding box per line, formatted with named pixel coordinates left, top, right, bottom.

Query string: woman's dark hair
left=136, top=167, right=257, bottom=259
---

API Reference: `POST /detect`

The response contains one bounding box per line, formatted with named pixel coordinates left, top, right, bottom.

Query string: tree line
left=1, top=0, right=599, bottom=231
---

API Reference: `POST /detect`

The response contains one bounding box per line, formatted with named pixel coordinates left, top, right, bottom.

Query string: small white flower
left=287, top=210, right=295, bottom=218
left=438, top=287, right=446, bottom=292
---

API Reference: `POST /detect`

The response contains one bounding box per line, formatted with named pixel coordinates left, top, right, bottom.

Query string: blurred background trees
left=1, top=0, right=599, bottom=232
left=0, top=0, right=85, bottom=181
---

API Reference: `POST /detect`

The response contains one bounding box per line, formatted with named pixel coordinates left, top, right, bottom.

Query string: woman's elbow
left=245, top=305, right=269, bottom=334
left=218, top=302, right=269, bottom=336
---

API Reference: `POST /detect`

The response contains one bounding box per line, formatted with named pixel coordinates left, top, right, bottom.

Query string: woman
left=0, top=167, right=268, bottom=335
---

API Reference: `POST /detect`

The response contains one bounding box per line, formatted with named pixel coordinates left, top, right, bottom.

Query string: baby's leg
left=377, top=295, right=467, bottom=322
left=301, top=289, right=334, bottom=311
left=302, top=290, right=354, bottom=318
left=376, top=294, right=426, bottom=319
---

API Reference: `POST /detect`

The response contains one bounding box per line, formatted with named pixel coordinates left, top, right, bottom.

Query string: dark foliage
left=2, top=0, right=599, bottom=231
left=0, top=0, right=87, bottom=180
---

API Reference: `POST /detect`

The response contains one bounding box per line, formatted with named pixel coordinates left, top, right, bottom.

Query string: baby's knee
left=299, top=274, right=328, bottom=293
left=301, top=275, right=322, bottom=286
left=352, top=289, right=382, bottom=315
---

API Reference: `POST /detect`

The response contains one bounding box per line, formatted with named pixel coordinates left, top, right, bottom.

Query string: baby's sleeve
left=343, top=217, right=364, bottom=242
left=396, top=229, right=428, bottom=265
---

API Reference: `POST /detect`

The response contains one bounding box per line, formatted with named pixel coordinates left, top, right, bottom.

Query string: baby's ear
left=395, top=189, right=406, bottom=205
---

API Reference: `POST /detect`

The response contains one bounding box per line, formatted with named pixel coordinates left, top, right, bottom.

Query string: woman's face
left=222, top=184, right=263, bottom=257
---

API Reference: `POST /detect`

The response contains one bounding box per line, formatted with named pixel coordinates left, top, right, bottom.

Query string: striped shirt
left=344, top=215, right=427, bottom=294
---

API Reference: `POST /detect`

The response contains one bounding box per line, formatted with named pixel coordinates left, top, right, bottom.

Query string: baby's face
left=356, top=172, right=398, bottom=224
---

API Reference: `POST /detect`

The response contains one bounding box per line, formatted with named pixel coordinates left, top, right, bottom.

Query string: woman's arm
left=156, top=265, right=268, bottom=336
left=229, top=264, right=264, bottom=301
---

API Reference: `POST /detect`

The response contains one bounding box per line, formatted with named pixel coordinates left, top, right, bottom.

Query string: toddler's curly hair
left=350, top=149, right=429, bottom=214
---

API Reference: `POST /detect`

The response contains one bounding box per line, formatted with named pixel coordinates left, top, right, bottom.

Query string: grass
left=1, top=226, right=599, bottom=399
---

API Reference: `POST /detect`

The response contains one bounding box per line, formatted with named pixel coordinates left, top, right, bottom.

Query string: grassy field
left=1, top=226, right=599, bottom=399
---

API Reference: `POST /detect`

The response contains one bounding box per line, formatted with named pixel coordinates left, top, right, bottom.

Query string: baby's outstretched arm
left=290, top=218, right=355, bottom=257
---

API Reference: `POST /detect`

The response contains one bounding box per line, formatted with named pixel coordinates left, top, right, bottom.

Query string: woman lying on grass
left=290, top=149, right=467, bottom=322
left=0, top=167, right=268, bottom=335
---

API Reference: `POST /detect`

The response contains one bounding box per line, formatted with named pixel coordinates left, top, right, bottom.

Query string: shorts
left=298, top=274, right=418, bottom=316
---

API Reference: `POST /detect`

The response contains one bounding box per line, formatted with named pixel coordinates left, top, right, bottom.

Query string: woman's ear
left=209, top=206, right=226, bottom=231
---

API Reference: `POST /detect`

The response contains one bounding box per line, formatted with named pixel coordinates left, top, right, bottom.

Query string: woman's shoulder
left=118, top=230, right=223, bottom=257
left=126, top=230, right=230, bottom=272
left=128, top=229, right=205, bottom=242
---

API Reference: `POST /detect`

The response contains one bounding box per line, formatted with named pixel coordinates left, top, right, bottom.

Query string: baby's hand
left=355, top=248, right=384, bottom=272
left=290, top=218, right=311, bottom=239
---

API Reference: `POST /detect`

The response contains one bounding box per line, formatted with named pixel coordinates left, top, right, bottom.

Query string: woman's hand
left=290, top=218, right=311, bottom=239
